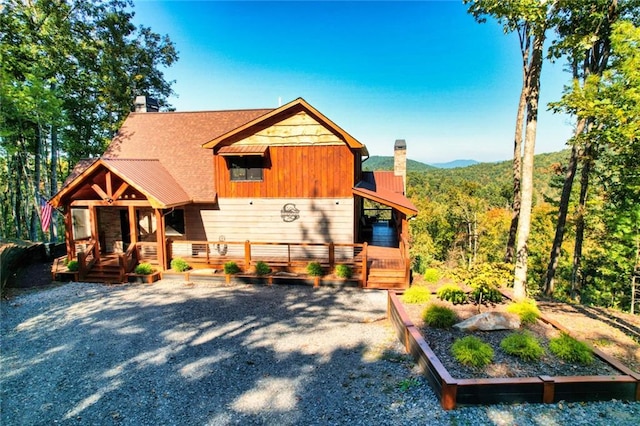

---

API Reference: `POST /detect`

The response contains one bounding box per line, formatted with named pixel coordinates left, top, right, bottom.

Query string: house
left=50, top=98, right=417, bottom=287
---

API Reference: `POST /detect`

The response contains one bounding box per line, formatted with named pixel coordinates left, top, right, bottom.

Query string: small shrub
left=254, top=261, right=271, bottom=276
left=224, top=261, right=241, bottom=275
left=134, top=263, right=154, bottom=275
left=66, top=260, right=79, bottom=272
left=401, top=286, right=431, bottom=304
left=506, top=299, right=541, bottom=325
left=470, top=282, right=503, bottom=304
left=549, top=333, right=594, bottom=365
left=423, top=268, right=441, bottom=283
left=171, top=258, right=190, bottom=272
left=307, top=262, right=323, bottom=277
left=436, top=284, right=467, bottom=304
left=335, top=264, right=353, bottom=279
left=422, top=304, right=457, bottom=328
left=500, top=332, right=544, bottom=361
left=451, top=336, right=494, bottom=368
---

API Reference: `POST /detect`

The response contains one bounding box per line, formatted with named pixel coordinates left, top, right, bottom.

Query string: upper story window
left=229, top=156, right=263, bottom=181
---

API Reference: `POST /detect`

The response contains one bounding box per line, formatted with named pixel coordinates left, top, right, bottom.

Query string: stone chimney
left=134, top=95, right=159, bottom=113
left=394, top=139, right=407, bottom=194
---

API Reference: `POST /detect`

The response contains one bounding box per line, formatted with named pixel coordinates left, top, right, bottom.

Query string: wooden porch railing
left=77, top=239, right=97, bottom=281
left=399, top=235, right=411, bottom=286
left=168, top=240, right=370, bottom=286
left=118, top=242, right=139, bottom=282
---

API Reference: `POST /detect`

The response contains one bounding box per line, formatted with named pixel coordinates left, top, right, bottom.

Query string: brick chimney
left=134, top=95, right=159, bottom=113
left=394, top=139, right=407, bottom=194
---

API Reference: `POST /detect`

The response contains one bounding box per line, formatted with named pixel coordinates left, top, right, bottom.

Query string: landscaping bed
left=388, top=291, right=640, bottom=409
left=401, top=299, right=620, bottom=379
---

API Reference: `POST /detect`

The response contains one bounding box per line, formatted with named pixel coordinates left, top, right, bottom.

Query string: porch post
left=155, top=208, right=166, bottom=270
left=89, top=205, right=100, bottom=262
left=64, top=207, right=75, bottom=260
left=128, top=205, right=137, bottom=245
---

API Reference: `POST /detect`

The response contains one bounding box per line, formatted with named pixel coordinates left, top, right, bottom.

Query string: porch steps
left=83, top=264, right=122, bottom=283
left=365, top=267, right=407, bottom=289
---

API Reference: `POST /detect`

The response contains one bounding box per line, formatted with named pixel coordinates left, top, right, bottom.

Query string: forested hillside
left=405, top=148, right=638, bottom=309
left=364, top=156, right=435, bottom=172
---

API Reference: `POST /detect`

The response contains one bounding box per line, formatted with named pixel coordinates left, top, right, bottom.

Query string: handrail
left=399, top=235, right=411, bottom=286
left=118, top=242, right=138, bottom=282
left=78, top=239, right=97, bottom=280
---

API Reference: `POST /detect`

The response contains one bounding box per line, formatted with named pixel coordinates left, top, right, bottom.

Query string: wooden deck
left=366, top=246, right=404, bottom=269
left=54, top=236, right=410, bottom=289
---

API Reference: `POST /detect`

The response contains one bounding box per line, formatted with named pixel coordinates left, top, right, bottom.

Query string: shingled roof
left=103, top=108, right=272, bottom=203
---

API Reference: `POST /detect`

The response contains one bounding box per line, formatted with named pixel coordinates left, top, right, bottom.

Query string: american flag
left=39, top=196, right=52, bottom=233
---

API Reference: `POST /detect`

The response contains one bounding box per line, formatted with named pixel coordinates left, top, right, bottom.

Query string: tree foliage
left=0, top=0, right=178, bottom=241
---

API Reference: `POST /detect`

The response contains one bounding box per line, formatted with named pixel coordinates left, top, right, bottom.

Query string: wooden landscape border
left=387, top=291, right=640, bottom=410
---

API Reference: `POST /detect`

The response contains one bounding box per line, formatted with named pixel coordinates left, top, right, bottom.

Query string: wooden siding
left=184, top=198, right=354, bottom=245
left=214, top=111, right=358, bottom=198
left=215, top=144, right=355, bottom=198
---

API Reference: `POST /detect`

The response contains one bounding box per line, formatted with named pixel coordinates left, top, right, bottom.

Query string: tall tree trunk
left=543, top=119, right=587, bottom=295
left=505, top=86, right=527, bottom=263
left=513, top=32, right=546, bottom=301
left=571, top=143, right=593, bottom=300
left=14, top=152, right=24, bottom=239
left=50, top=125, right=58, bottom=242
left=30, top=126, right=42, bottom=241
left=506, top=25, right=531, bottom=264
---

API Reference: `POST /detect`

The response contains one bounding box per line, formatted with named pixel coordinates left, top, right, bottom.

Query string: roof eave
left=202, top=97, right=366, bottom=151
left=352, top=186, right=418, bottom=217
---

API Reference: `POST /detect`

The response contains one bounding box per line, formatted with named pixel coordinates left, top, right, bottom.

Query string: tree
left=465, top=0, right=555, bottom=300
left=0, top=0, right=178, bottom=241
left=544, top=0, right=639, bottom=296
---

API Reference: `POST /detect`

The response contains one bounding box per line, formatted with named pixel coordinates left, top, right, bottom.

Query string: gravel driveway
left=1, top=281, right=638, bottom=425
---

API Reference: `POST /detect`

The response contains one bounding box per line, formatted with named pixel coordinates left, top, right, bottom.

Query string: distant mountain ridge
left=363, top=156, right=435, bottom=172
left=429, top=159, right=479, bottom=169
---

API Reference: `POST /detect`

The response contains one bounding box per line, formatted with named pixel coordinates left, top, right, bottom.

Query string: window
left=229, top=156, right=263, bottom=181
left=71, top=208, right=91, bottom=239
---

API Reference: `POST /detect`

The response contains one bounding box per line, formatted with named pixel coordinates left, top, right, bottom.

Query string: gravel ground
left=1, top=281, right=638, bottom=425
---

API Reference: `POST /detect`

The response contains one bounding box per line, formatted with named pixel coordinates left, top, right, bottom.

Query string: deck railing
left=77, top=239, right=97, bottom=280
left=118, top=242, right=139, bottom=282
left=168, top=240, right=369, bottom=285
left=399, top=235, right=411, bottom=286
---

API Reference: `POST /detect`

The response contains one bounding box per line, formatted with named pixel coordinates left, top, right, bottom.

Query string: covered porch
left=49, top=158, right=189, bottom=282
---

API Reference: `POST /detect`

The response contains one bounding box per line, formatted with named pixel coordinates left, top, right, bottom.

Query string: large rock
left=453, top=312, right=521, bottom=331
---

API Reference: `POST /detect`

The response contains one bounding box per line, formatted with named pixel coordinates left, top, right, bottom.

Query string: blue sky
left=132, top=0, right=574, bottom=164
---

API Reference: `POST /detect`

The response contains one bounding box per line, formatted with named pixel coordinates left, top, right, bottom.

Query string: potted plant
left=223, top=261, right=241, bottom=284
left=307, top=262, right=323, bottom=287
left=130, top=262, right=161, bottom=284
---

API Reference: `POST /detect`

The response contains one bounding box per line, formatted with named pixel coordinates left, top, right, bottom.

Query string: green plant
left=170, top=258, right=190, bottom=272
left=401, top=286, right=431, bottom=304
left=506, top=299, right=541, bottom=325
left=451, top=336, right=494, bottom=368
left=423, top=268, right=441, bottom=283
left=422, top=304, right=457, bottom=328
left=436, top=284, right=467, bottom=304
left=224, top=261, right=241, bottom=275
left=396, top=377, right=420, bottom=392
left=549, top=333, right=594, bottom=365
left=254, top=261, right=271, bottom=276
left=66, top=260, right=79, bottom=272
left=470, top=282, right=503, bottom=304
left=307, top=262, right=323, bottom=277
left=134, top=262, right=154, bottom=275
left=335, top=264, right=353, bottom=279
left=500, top=332, right=544, bottom=361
